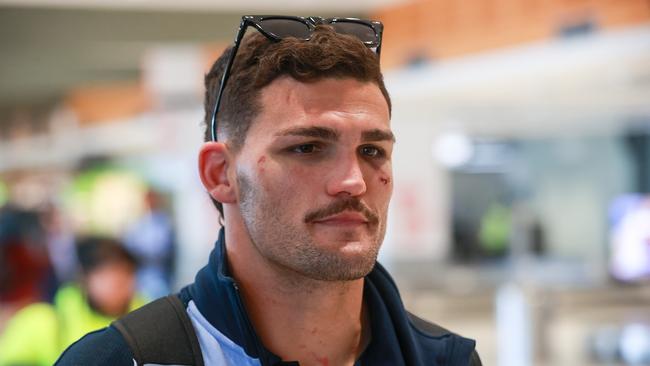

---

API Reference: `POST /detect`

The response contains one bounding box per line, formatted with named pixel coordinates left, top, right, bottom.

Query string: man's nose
left=326, top=154, right=367, bottom=197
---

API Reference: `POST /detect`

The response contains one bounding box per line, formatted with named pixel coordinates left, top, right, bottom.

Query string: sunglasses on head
left=209, top=15, right=384, bottom=141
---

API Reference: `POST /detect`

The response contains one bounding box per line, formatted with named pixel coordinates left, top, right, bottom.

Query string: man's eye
left=291, top=144, right=318, bottom=154
left=360, top=145, right=383, bottom=158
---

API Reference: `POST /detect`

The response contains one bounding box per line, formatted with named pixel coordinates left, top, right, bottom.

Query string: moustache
left=304, top=196, right=379, bottom=225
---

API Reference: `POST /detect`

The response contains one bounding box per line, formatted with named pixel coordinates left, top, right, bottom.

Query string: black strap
left=407, top=312, right=453, bottom=337
left=407, top=312, right=483, bottom=366
left=112, top=294, right=204, bottom=366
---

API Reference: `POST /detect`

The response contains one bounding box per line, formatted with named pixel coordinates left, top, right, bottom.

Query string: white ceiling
left=0, top=0, right=404, bottom=12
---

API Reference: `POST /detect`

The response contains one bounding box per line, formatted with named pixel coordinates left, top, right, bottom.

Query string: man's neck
left=225, top=226, right=369, bottom=366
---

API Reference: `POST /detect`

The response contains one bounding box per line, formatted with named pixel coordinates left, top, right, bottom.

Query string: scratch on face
left=257, top=155, right=266, bottom=173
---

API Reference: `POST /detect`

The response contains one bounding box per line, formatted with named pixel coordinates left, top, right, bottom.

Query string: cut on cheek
left=257, top=155, right=267, bottom=173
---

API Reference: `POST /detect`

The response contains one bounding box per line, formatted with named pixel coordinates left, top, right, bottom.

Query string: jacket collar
left=184, top=228, right=276, bottom=363
left=184, top=228, right=475, bottom=366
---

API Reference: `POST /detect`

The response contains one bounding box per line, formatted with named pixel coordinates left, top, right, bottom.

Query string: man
left=56, top=16, right=481, bottom=365
left=0, top=236, right=144, bottom=366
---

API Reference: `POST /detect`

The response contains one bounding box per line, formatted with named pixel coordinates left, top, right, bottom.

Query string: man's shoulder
left=55, top=326, right=134, bottom=366
left=406, top=312, right=482, bottom=366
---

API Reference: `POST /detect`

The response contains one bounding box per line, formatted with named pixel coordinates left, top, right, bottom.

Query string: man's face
left=232, top=76, right=393, bottom=281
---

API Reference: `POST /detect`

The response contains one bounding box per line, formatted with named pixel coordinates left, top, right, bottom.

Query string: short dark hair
left=203, top=25, right=392, bottom=218
left=76, top=236, right=137, bottom=275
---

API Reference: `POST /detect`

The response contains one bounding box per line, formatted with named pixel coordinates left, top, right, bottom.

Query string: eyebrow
left=275, top=126, right=395, bottom=143
left=362, top=129, right=396, bottom=143
left=275, top=126, right=340, bottom=141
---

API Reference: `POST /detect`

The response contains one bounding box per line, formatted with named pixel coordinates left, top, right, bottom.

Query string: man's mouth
left=312, top=211, right=369, bottom=226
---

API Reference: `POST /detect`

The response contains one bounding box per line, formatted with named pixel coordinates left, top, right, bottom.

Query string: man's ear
left=198, top=141, right=237, bottom=204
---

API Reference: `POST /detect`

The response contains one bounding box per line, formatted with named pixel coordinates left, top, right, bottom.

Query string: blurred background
left=1, top=0, right=649, bottom=365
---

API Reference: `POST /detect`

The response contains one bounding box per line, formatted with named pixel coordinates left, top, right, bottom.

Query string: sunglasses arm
left=210, top=19, right=250, bottom=141
left=376, top=27, right=383, bottom=58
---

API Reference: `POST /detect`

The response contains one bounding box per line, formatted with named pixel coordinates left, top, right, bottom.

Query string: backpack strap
left=407, top=312, right=483, bottom=366
left=112, top=294, right=204, bottom=366
left=407, top=311, right=452, bottom=337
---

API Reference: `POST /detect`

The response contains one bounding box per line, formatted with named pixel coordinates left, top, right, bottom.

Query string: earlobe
left=198, top=142, right=237, bottom=204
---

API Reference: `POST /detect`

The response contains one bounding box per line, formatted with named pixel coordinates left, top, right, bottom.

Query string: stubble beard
left=237, top=172, right=385, bottom=282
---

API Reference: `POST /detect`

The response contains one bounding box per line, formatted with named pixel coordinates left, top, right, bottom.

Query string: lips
left=312, top=211, right=369, bottom=226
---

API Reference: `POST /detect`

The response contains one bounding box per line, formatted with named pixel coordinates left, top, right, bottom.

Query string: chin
left=314, top=259, right=377, bottom=282
left=305, top=244, right=379, bottom=282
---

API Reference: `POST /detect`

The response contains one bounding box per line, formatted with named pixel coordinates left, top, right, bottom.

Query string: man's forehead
left=260, top=76, right=389, bottom=116
left=234, top=76, right=392, bottom=151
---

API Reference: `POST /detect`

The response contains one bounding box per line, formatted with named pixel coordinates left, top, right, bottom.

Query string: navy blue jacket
left=57, top=229, right=480, bottom=365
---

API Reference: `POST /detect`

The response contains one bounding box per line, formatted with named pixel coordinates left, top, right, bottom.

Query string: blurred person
left=0, top=236, right=145, bottom=366
left=123, top=188, right=176, bottom=299
left=478, top=202, right=511, bottom=257
left=58, top=16, right=481, bottom=366
left=0, top=203, right=51, bottom=306
left=41, top=204, right=77, bottom=286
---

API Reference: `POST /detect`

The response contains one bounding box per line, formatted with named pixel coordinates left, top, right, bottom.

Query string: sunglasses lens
left=259, top=18, right=311, bottom=40
left=330, top=22, right=377, bottom=44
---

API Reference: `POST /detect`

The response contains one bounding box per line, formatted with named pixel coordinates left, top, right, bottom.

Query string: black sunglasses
left=209, top=15, right=384, bottom=141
